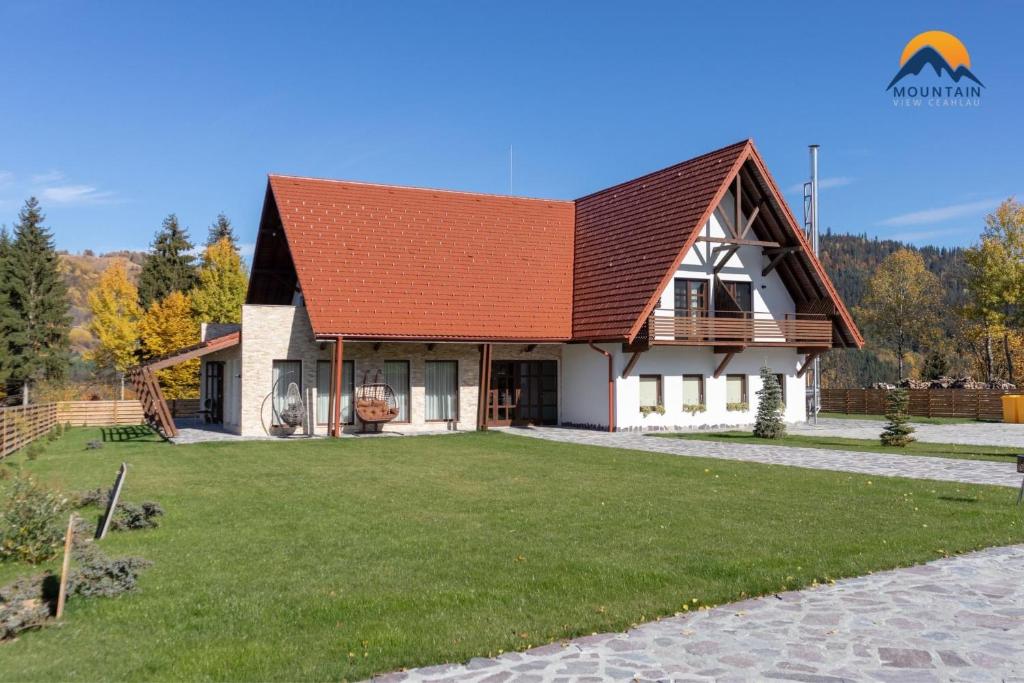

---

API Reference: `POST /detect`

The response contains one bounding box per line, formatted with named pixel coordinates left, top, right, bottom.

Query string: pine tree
left=138, top=214, right=198, bottom=308
left=138, top=291, right=199, bottom=399
left=207, top=213, right=236, bottom=247
left=190, top=237, right=248, bottom=323
left=880, top=388, right=915, bottom=447
left=86, top=259, right=142, bottom=374
left=0, top=228, right=14, bottom=394
left=753, top=366, right=786, bottom=439
left=6, top=198, right=71, bottom=385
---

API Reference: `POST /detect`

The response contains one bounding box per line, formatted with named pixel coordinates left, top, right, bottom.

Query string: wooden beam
left=713, top=345, right=746, bottom=354
left=713, top=352, right=737, bottom=379
left=524, top=344, right=537, bottom=353
left=476, top=343, right=492, bottom=430
left=734, top=173, right=742, bottom=244
left=713, top=245, right=740, bottom=274
left=797, top=350, right=824, bottom=378
left=737, top=203, right=761, bottom=239
left=621, top=350, right=644, bottom=378
left=761, top=247, right=800, bottom=277
left=331, top=337, right=344, bottom=436
left=714, top=207, right=736, bottom=237
left=697, top=236, right=781, bottom=248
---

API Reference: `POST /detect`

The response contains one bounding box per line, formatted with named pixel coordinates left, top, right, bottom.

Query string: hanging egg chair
left=355, top=370, right=400, bottom=432
left=279, top=381, right=306, bottom=428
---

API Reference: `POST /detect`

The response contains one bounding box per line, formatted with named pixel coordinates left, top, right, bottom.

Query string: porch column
left=332, top=337, right=344, bottom=437
left=476, top=343, right=492, bottom=430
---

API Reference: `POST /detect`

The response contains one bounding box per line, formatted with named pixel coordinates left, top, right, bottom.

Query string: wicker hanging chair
left=355, top=370, right=400, bottom=432
left=279, top=381, right=306, bottom=428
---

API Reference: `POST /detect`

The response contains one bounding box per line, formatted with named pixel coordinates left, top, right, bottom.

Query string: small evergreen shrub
left=753, top=366, right=787, bottom=439
left=0, top=475, right=68, bottom=564
left=111, top=502, right=164, bottom=531
left=881, top=388, right=916, bottom=447
left=68, top=543, right=152, bottom=598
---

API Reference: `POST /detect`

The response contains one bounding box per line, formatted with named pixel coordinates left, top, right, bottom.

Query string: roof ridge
left=267, top=173, right=574, bottom=204
left=573, top=139, right=751, bottom=203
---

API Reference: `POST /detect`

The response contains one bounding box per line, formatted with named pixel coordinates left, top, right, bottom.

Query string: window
left=639, top=375, right=662, bottom=409
left=425, top=361, right=458, bottom=421
left=271, top=360, right=302, bottom=425
left=726, top=374, right=747, bottom=405
left=384, top=361, right=410, bottom=422
left=316, top=360, right=354, bottom=425
left=682, top=375, right=704, bottom=406
left=716, top=280, right=752, bottom=316
left=674, top=278, right=707, bottom=316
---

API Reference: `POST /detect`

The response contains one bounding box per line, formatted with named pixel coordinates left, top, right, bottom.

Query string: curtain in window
left=726, top=375, right=746, bottom=404
left=683, top=376, right=703, bottom=405
left=316, top=361, right=354, bottom=424
left=425, top=361, right=457, bottom=421
left=638, top=376, right=660, bottom=409
left=384, top=361, right=410, bottom=421
left=272, top=360, right=302, bottom=424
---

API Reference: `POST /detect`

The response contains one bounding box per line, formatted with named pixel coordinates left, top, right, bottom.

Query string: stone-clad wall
left=239, top=304, right=562, bottom=436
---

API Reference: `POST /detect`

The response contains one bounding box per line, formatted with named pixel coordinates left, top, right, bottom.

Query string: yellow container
left=1014, top=395, right=1024, bottom=424
left=1002, top=394, right=1020, bottom=423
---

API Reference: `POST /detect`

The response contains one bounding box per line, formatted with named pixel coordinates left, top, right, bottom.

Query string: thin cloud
left=40, top=184, right=117, bottom=205
left=888, top=226, right=967, bottom=243
left=878, top=198, right=1003, bottom=227
left=786, top=176, right=854, bottom=194
left=31, top=170, right=65, bottom=184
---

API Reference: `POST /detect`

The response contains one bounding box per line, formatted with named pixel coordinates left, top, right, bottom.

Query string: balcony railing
left=647, top=310, right=832, bottom=346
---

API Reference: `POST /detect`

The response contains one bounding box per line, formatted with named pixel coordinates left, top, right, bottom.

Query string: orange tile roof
left=268, top=176, right=575, bottom=340
left=261, top=140, right=861, bottom=347
left=573, top=140, right=749, bottom=340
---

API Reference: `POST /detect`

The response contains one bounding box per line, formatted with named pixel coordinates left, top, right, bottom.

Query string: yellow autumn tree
left=86, top=259, right=141, bottom=373
left=190, top=237, right=248, bottom=324
left=138, top=290, right=199, bottom=398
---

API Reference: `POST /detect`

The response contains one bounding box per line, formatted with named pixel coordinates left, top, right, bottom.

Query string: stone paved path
left=792, top=418, right=1024, bottom=449
left=379, top=545, right=1024, bottom=682
left=510, top=427, right=1022, bottom=489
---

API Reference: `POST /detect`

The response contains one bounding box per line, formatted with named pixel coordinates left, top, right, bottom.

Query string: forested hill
left=818, top=230, right=968, bottom=317
left=817, top=231, right=969, bottom=388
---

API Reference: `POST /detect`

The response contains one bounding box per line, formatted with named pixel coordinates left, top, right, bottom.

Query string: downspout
left=588, top=342, right=615, bottom=432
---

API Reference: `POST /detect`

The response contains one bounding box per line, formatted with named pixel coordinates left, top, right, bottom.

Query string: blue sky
left=0, top=1, right=1020, bottom=254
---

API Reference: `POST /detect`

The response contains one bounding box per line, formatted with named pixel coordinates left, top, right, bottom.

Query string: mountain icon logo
left=886, top=30, right=984, bottom=90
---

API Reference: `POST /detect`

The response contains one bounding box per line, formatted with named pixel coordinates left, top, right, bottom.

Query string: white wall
left=612, top=346, right=805, bottom=431
left=561, top=343, right=615, bottom=429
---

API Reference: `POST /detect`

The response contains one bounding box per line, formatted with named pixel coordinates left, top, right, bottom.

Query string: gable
left=571, top=140, right=862, bottom=348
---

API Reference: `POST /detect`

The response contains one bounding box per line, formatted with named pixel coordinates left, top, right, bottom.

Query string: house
left=136, top=139, right=861, bottom=437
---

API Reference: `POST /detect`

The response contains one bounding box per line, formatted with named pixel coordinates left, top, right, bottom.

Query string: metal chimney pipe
left=809, top=144, right=820, bottom=424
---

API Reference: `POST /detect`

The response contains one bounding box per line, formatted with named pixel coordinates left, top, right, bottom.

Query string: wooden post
left=56, top=513, right=75, bottom=619
left=331, top=337, right=344, bottom=437
left=97, top=463, right=127, bottom=540
left=477, top=344, right=492, bottom=431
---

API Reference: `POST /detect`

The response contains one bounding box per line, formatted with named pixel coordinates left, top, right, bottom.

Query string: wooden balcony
left=646, top=310, right=832, bottom=347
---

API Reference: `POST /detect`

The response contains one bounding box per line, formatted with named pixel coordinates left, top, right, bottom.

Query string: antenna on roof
left=509, top=143, right=513, bottom=194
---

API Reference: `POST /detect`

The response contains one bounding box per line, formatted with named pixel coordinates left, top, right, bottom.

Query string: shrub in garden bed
left=0, top=475, right=68, bottom=564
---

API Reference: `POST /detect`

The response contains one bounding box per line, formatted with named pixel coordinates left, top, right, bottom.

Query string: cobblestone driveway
left=792, top=417, right=1024, bottom=449
left=510, top=427, right=1022, bottom=489
left=383, top=544, right=1024, bottom=682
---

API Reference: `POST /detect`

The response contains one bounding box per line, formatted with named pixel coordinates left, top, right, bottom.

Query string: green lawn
left=650, top=430, right=1022, bottom=463
left=1, top=427, right=1022, bottom=681
left=819, top=412, right=986, bottom=425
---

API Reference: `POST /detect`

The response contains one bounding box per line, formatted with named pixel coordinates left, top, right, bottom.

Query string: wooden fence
left=0, top=403, right=58, bottom=459
left=167, top=399, right=200, bottom=418
left=56, top=400, right=145, bottom=427
left=821, top=388, right=1013, bottom=421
